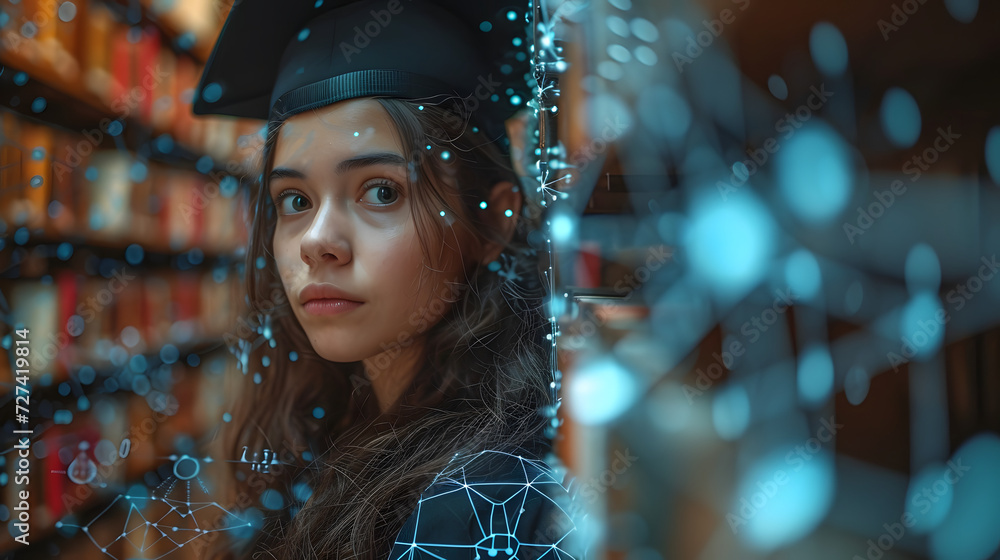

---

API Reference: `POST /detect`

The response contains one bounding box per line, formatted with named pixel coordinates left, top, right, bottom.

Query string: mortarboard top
left=192, top=0, right=532, bottom=150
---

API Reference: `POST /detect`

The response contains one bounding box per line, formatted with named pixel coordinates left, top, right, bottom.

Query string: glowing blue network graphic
left=389, top=450, right=587, bottom=560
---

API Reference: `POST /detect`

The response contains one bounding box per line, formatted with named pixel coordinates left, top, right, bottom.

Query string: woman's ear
left=480, top=180, right=521, bottom=266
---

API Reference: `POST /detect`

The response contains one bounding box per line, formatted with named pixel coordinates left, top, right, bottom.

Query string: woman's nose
left=300, top=199, right=352, bottom=266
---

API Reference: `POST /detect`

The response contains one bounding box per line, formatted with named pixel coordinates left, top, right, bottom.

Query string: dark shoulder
left=388, top=449, right=589, bottom=560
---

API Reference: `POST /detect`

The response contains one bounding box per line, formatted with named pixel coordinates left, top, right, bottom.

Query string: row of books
left=0, top=356, right=232, bottom=555
left=1, top=110, right=252, bottom=254
left=0, top=268, right=245, bottom=384
left=0, top=0, right=262, bottom=165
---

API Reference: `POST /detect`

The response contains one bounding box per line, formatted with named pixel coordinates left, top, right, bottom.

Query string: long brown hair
left=205, top=96, right=554, bottom=559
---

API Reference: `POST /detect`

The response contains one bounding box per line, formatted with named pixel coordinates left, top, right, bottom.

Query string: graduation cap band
left=269, top=69, right=457, bottom=122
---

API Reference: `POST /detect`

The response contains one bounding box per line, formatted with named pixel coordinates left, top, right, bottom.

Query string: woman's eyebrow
left=335, top=152, right=407, bottom=174
left=269, top=152, right=407, bottom=182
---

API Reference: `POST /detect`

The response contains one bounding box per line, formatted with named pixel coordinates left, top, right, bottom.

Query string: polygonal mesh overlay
left=389, top=449, right=588, bottom=560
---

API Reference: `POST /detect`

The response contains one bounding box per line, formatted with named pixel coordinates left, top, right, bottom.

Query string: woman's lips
left=302, top=299, right=363, bottom=316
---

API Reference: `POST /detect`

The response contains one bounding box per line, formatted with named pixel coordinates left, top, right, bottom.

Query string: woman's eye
left=276, top=190, right=310, bottom=214
left=361, top=182, right=401, bottom=206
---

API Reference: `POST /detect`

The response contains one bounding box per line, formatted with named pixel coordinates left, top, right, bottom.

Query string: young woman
left=193, top=1, right=585, bottom=558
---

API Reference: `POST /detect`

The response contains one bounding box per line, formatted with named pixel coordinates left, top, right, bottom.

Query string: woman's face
left=269, top=98, right=472, bottom=367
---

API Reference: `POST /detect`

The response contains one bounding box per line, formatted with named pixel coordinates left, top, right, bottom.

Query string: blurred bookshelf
left=0, top=0, right=260, bottom=557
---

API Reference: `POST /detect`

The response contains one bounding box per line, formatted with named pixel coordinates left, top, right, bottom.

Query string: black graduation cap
left=192, top=0, right=532, bottom=148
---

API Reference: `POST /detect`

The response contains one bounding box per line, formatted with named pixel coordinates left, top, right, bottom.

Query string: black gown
left=387, top=436, right=590, bottom=560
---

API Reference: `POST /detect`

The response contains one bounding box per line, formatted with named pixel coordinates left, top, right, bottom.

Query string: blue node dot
left=480, top=21, right=492, bottom=32
left=160, top=344, right=179, bottom=364
left=127, top=26, right=142, bottom=43
left=175, top=31, right=196, bottom=51
left=125, top=244, right=144, bottom=265
left=14, top=72, right=28, bottom=86
left=196, top=155, right=214, bottom=174
left=260, top=489, right=285, bottom=510
left=501, top=64, right=513, bottom=75
left=425, top=144, right=432, bottom=150
left=186, top=353, right=200, bottom=367
left=986, top=126, right=1000, bottom=185
left=261, top=356, right=271, bottom=367
left=312, top=407, right=325, bottom=419
left=31, top=147, right=45, bottom=160
left=353, top=131, right=359, bottom=136
left=14, top=227, right=29, bottom=245
left=85, top=166, right=98, bottom=181
left=510, top=95, right=522, bottom=105
left=223, top=412, right=232, bottom=422
left=505, top=209, right=514, bottom=217
left=253, top=372, right=262, bottom=384
left=507, top=10, right=517, bottom=20
left=440, top=150, right=451, bottom=160
left=880, top=87, right=922, bottom=148
left=417, top=105, right=424, bottom=110
left=809, top=22, right=849, bottom=77
left=439, top=210, right=446, bottom=217
left=106, top=120, right=123, bottom=136
left=512, top=37, right=522, bottom=47
left=129, top=162, right=148, bottom=183
left=490, top=94, right=499, bottom=102
left=220, top=175, right=238, bottom=197
left=767, top=75, right=789, bottom=100
left=155, top=134, right=174, bottom=153
left=202, top=82, right=222, bottom=103
left=256, top=256, right=266, bottom=269
left=298, top=28, right=310, bottom=41
left=314, top=0, right=322, bottom=6
left=30, top=175, right=43, bottom=188
left=31, top=97, right=46, bottom=112
left=57, top=242, right=73, bottom=260
left=480, top=201, right=488, bottom=209
left=488, top=261, right=501, bottom=271
left=289, top=351, right=298, bottom=362
left=944, top=0, right=979, bottom=23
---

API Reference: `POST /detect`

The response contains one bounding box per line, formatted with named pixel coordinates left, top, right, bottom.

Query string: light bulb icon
left=67, top=451, right=98, bottom=485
